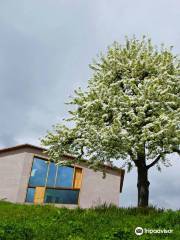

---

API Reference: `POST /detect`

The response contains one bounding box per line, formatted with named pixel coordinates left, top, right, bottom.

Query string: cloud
left=0, top=0, right=179, bottom=208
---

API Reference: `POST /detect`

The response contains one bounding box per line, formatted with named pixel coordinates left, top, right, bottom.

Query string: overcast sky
left=0, top=0, right=179, bottom=209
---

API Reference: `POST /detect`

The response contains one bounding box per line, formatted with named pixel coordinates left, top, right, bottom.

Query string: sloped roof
left=0, top=143, right=46, bottom=153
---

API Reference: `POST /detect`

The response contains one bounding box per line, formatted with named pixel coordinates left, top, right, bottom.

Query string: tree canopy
left=42, top=37, right=180, bottom=172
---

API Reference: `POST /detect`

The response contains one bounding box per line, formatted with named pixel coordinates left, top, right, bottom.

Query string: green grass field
left=0, top=201, right=179, bottom=240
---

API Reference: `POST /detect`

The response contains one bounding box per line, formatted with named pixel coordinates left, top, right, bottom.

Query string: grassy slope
left=0, top=201, right=179, bottom=240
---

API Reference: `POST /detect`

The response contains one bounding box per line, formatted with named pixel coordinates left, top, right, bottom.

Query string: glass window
left=55, top=166, right=74, bottom=188
left=46, top=162, right=57, bottom=187
left=26, top=188, right=35, bottom=202
left=27, top=157, right=80, bottom=204
left=29, top=158, right=48, bottom=187
left=44, top=189, right=79, bottom=204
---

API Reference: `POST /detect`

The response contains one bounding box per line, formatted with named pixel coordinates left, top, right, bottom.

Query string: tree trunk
left=137, top=165, right=150, bottom=207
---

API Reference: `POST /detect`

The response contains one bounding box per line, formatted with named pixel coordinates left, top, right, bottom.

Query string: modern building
left=0, top=144, right=125, bottom=208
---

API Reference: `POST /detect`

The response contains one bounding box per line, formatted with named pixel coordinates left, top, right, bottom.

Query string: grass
left=0, top=201, right=179, bottom=240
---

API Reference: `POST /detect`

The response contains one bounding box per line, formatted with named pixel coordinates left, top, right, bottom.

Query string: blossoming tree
left=42, top=37, right=180, bottom=207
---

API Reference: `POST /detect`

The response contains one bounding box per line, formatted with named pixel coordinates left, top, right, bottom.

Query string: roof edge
left=0, top=143, right=125, bottom=177
left=0, top=143, right=46, bottom=153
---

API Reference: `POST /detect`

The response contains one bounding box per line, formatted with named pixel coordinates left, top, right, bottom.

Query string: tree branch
left=147, top=147, right=180, bottom=170
left=147, top=154, right=162, bottom=169
left=172, top=147, right=180, bottom=155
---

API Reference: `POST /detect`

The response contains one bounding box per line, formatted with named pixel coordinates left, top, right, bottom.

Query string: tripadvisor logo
left=135, top=227, right=173, bottom=236
left=135, top=227, right=143, bottom=236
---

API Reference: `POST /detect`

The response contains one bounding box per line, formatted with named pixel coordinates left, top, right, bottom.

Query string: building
left=0, top=144, right=125, bottom=208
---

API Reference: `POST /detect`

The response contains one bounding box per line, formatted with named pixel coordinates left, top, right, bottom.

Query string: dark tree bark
left=137, top=165, right=150, bottom=207
left=135, top=151, right=150, bottom=207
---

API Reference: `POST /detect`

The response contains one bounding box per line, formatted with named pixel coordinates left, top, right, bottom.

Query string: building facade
left=0, top=144, right=124, bottom=208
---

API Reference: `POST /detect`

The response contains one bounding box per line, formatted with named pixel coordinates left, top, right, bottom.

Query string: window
left=26, top=188, right=35, bottom=202
left=55, top=166, right=74, bottom=188
left=46, top=162, right=56, bottom=187
left=25, top=157, right=82, bottom=205
left=44, top=189, right=79, bottom=204
left=29, top=158, right=48, bottom=187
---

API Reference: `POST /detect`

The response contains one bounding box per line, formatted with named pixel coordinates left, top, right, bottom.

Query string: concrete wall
left=79, top=167, right=121, bottom=208
left=0, top=148, right=47, bottom=203
left=0, top=149, right=30, bottom=202
left=16, top=152, right=34, bottom=202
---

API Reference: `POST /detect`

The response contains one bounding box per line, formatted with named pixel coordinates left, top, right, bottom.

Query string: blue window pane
left=46, top=162, right=57, bottom=187
left=44, top=189, right=79, bottom=204
left=29, top=158, right=48, bottom=187
left=26, top=188, right=35, bottom=202
left=55, top=166, right=74, bottom=187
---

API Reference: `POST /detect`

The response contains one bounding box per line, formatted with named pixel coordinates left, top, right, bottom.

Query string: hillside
left=0, top=201, right=179, bottom=240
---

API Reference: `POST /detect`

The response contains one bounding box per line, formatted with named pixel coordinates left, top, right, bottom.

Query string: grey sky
left=0, top=0, right=179, bottom=209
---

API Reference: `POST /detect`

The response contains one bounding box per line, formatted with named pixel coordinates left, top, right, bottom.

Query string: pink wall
left=79, top=166, right=121, bottom=208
